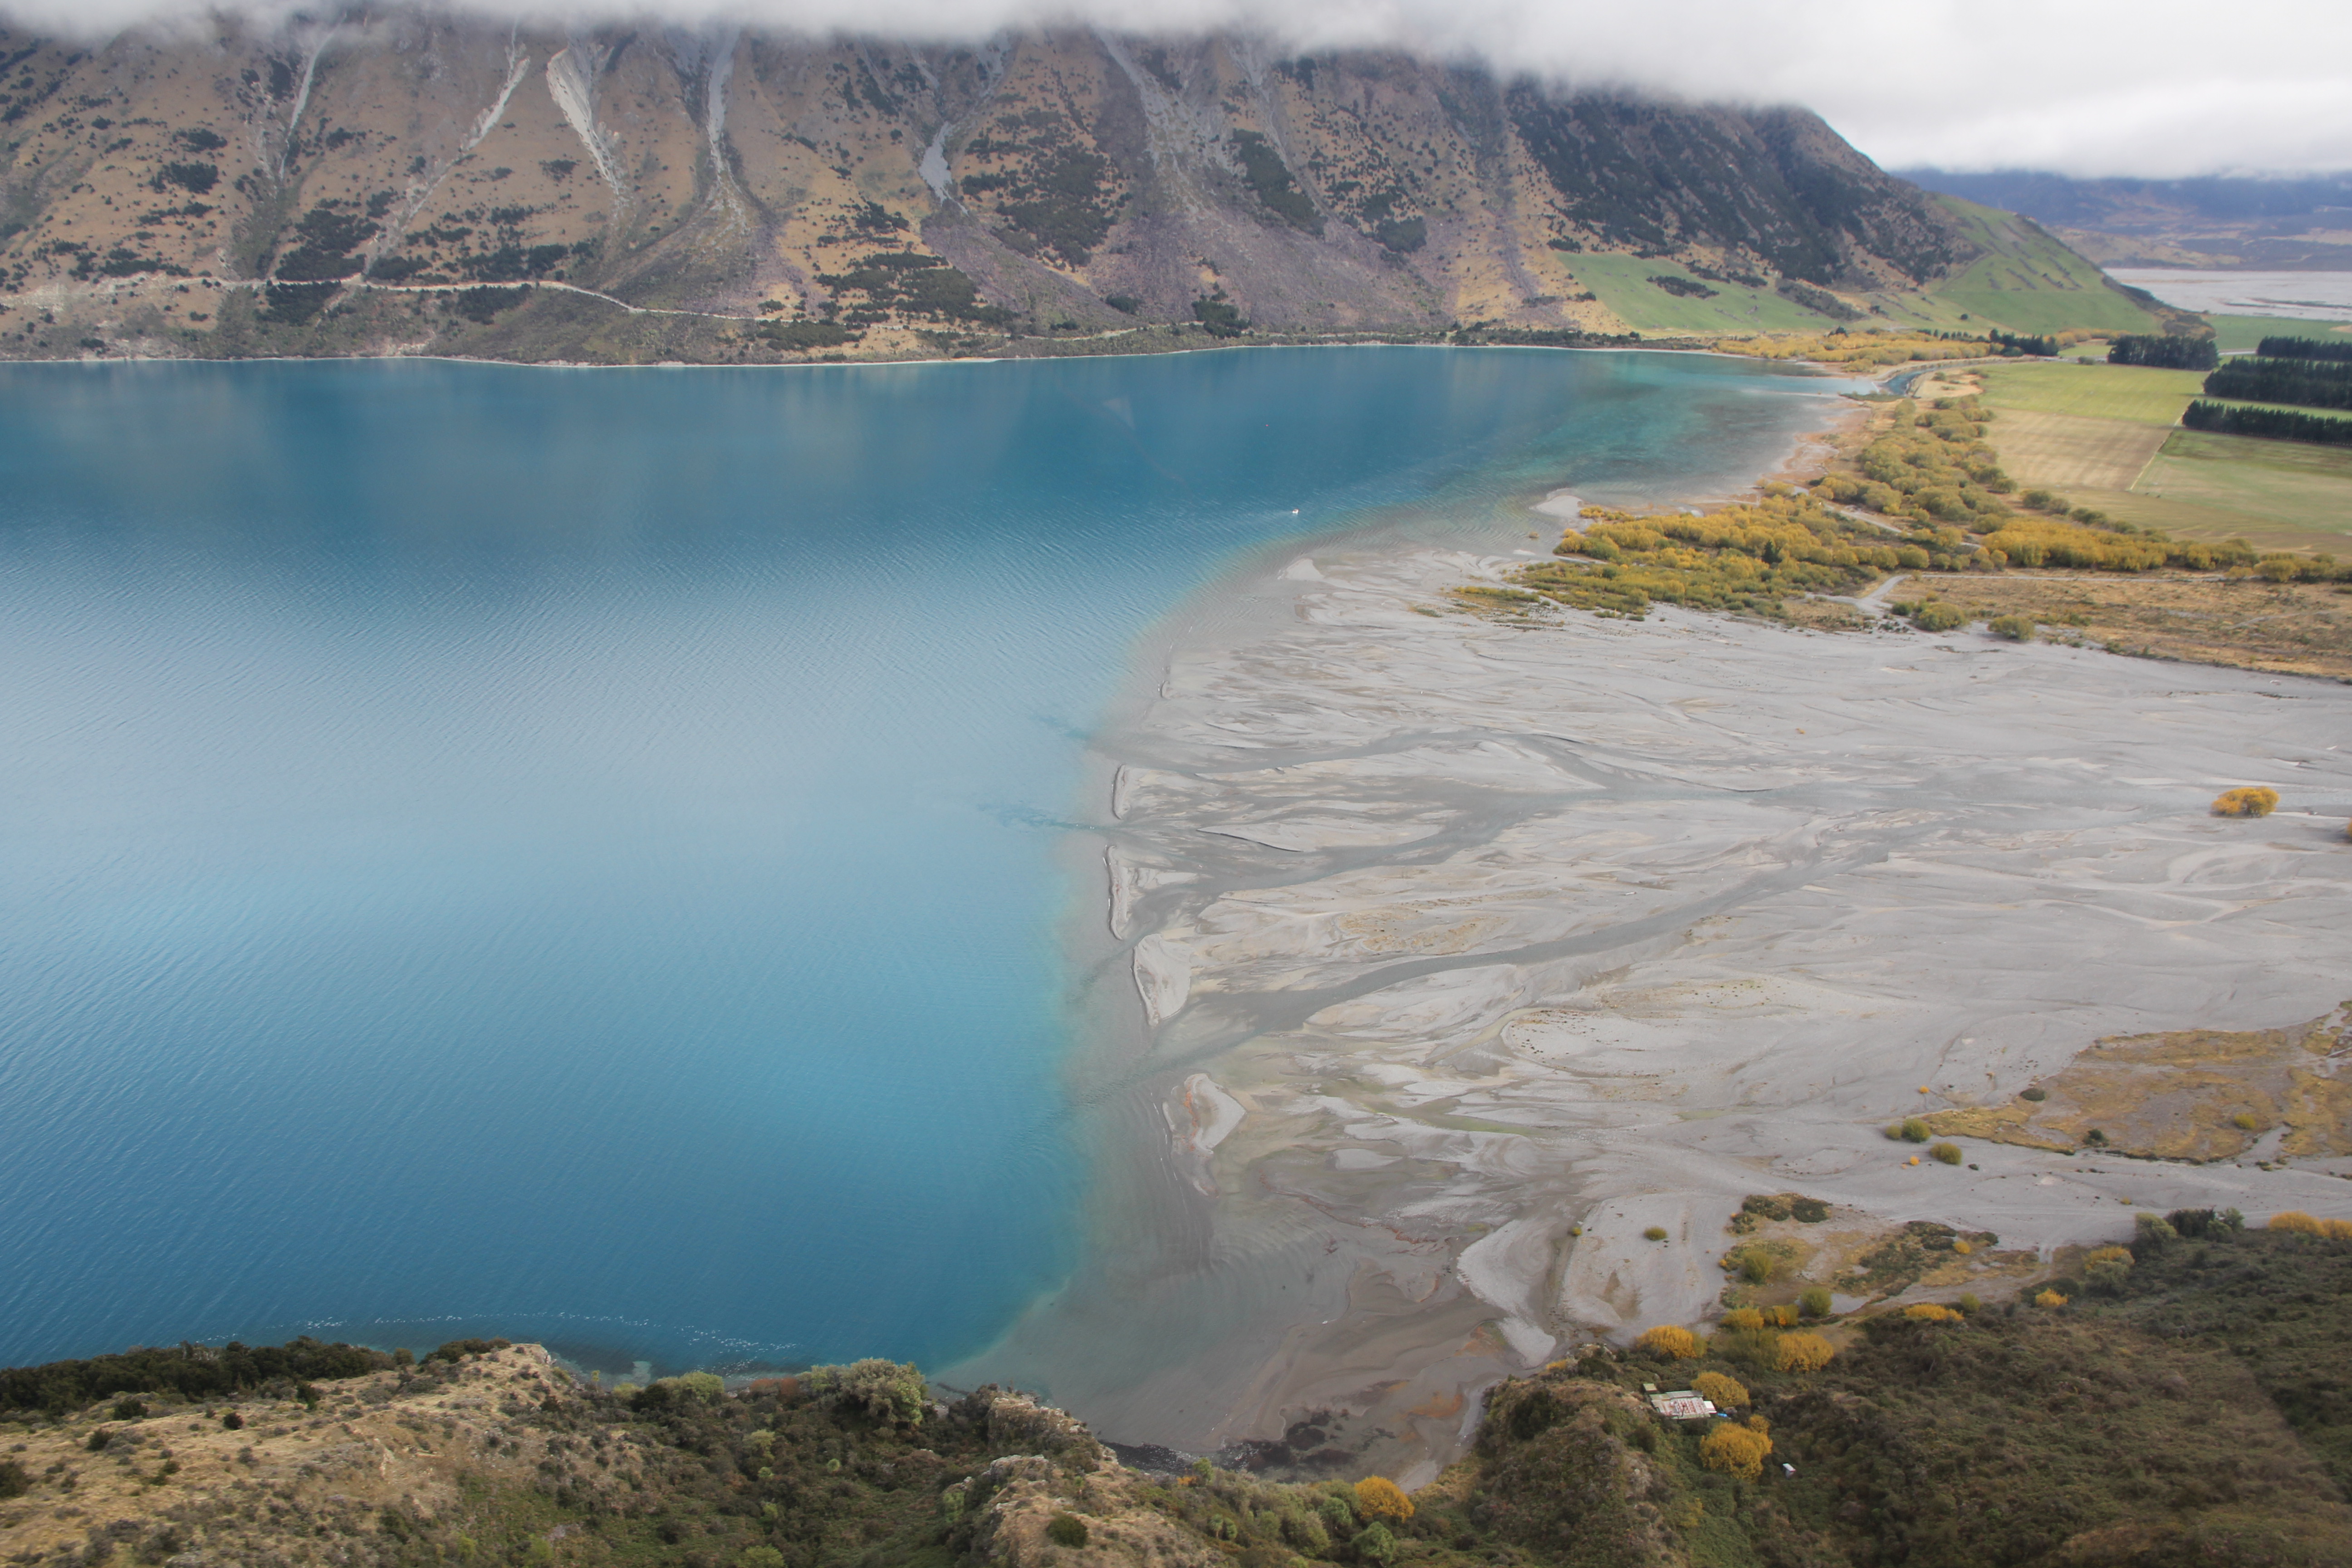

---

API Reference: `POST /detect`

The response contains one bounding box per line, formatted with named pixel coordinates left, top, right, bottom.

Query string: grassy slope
left=1565, top=253, right=1841, bottom=335
left=1927, top=196, right=2165, bottom=335
left=1972, top=359, right=2352, bottom=549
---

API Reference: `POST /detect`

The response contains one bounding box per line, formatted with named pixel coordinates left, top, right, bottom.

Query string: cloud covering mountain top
left=2, top=0, right=2344, bottom=179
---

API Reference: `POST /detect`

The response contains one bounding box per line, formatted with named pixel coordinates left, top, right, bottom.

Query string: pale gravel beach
left=961, top=528, right=2352, bottom=1485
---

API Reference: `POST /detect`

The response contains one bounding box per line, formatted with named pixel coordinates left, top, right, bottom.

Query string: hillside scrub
left=15, top=1231, right=2352, bottom=1568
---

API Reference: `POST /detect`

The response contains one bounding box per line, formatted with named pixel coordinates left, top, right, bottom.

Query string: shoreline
left=0, top=333, right=1798, bottom=376
left=952, top=389, right=2352, bottom=1486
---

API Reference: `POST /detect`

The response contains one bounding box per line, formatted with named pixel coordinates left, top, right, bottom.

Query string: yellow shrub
left=1774, top=1333, right=1836, bottom=1372
left=2269, top=1210, right=2352, bottom=1240
left=1903, top=1303, right=1963, bottom=1323
left=1763, top=1304, right=1798, bottom=1328
left=1636, top=1325, right=1704, bottom=1360
left=1699, top=1422, right=1774, bottom=1481
left=2035, top=1289, right=2069, bottom=1308
left=2211, top=787, right=2280, bottom=818
left=1692, top=1372, right=1750, bottom=1410
left=1720, top=1308, right=1765, bottom=1331
left=1952, top=1240, right=1973, bottom=1255
left=2084, top=1245, right=2134, bottom=1269
left=1353, top=1476, right=1413, bottom=1524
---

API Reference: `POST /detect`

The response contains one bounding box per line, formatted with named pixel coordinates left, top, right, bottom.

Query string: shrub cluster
left=1518, top=490, right=1904, bottom=620
left=1636, top=1325, right=1704, bottom=1360
left=1715, top=329, right=1995, bottom=368
left=2269, top=1210, right=2352, bottom=1240
left=2212, top=787, right=2280, bottom=818
left=0, top=1337, right=398, bottom=1417
left=1698, top=1420, right=1772, bottom=1480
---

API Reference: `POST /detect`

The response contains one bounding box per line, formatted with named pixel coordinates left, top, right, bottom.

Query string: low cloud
left=4, top=0, right=2346, bottom=178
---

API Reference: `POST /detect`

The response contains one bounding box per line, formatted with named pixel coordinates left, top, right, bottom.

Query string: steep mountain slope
left=0, top=16, right=2135, bottom=363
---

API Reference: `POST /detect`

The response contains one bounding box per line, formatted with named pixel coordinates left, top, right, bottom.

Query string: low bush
left=1352, top=1476, right=1411, bottom=1523
left=799, top=1359, right=927, bottom=1423
left=1902, top=1303, right=1964, bottom=1323
left=1799, top=1286, right=1833, bottom=1318
left=1699, top=1421, right=1773, bottom=1480
left=2212, top=786, right=2280, bottom=817
left=1636, top=1326, right=1703, bottom=1360
left=1893, top=1118, right=1931, bottom=1143
left=1046, top=1513, right=1089, bottom=1547
left=1642, top=1225, right=1670, bottom=1242
left=1692, top=1371, right=1749, bottom=1410
left=1987, top=614, right=2033, bottom=641
left=1774, top=1333, right=1836, bottom=1372
left=2270, top=1210, right=2352, bottom=1241
left=2035, top=1289, right=2070, bottom=1308
left=1929, top=1141, right=1962, bottom=1165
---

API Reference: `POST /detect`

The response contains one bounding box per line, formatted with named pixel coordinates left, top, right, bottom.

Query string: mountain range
left=0, top=14, right=2167, bottom=362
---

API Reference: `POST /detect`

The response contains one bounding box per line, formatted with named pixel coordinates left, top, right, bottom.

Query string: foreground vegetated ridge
left=0, top=14, right=2157, bottom=364
left=8, top=1222, right=2352, bottom=1568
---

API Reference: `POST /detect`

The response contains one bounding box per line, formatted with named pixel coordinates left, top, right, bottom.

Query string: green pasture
left=1974, top=360, right=2205, bottom=424
left=1565, top=252, right=1840, bottom=335
left=2134, top=427, right=2352, bottom=548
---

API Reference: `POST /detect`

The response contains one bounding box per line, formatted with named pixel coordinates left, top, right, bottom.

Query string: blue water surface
left=0, top=347, right=1836, bottom=1373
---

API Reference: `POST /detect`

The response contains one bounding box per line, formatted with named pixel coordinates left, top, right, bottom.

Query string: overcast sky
left=7, top=0, right=2348, bottom=179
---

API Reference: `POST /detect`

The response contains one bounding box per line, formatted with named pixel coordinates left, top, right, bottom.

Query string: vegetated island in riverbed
left=6, top=1220, right=2352, bottom=1568
left=1466, top=381, right=2352, bottom=681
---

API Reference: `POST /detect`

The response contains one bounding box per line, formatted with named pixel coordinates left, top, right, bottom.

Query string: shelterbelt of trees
left=6, top=1218, right=2352, bottom=1568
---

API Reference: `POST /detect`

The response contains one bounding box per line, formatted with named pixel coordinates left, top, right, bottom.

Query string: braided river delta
left=0, top=347, right=1851, bottom=1391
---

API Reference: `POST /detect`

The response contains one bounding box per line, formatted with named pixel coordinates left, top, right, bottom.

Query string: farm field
left=1967, top=358, right=2352, bottom=551
left=1974, top=360, right=2205, bottom=422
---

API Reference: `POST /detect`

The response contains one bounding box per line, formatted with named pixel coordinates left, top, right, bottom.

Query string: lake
left=0, top=346, right=1844, bottom=1379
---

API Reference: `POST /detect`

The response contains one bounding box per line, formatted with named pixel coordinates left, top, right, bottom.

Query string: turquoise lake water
left=0, top=347, right=1842, bottom=1376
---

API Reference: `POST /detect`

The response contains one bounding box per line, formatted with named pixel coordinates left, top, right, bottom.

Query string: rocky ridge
left=0, top=14, right=2134, bottom=362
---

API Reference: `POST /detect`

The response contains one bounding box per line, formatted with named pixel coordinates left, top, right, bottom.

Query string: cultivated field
left=1966, top=359, right=2352, bottom=551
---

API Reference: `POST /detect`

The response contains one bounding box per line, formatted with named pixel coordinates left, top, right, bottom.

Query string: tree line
left=2107, top=333, right=2218, bottom=370
left=2183, top=398, right=2352, bottom=445
left=1987, top=329, right=2056, bottom=357
left=2257, top=334, right=2352, bottom=363
left=2202, top=355, right=2352, bottom=410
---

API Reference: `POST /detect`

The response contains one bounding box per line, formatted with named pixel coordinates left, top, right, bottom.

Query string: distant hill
left=0, top=15, right=2157, bottom=363
left=1901, top=167, right=2352, bottom=272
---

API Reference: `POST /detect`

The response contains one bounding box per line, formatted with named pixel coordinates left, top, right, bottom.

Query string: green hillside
left=1567, top=253, right=1846, bottom=334
left=1927, top=195, right=2164, bottom=334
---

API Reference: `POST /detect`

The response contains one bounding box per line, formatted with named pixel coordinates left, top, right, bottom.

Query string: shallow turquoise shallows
left=0, top=348, right=1838, bottom=1375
